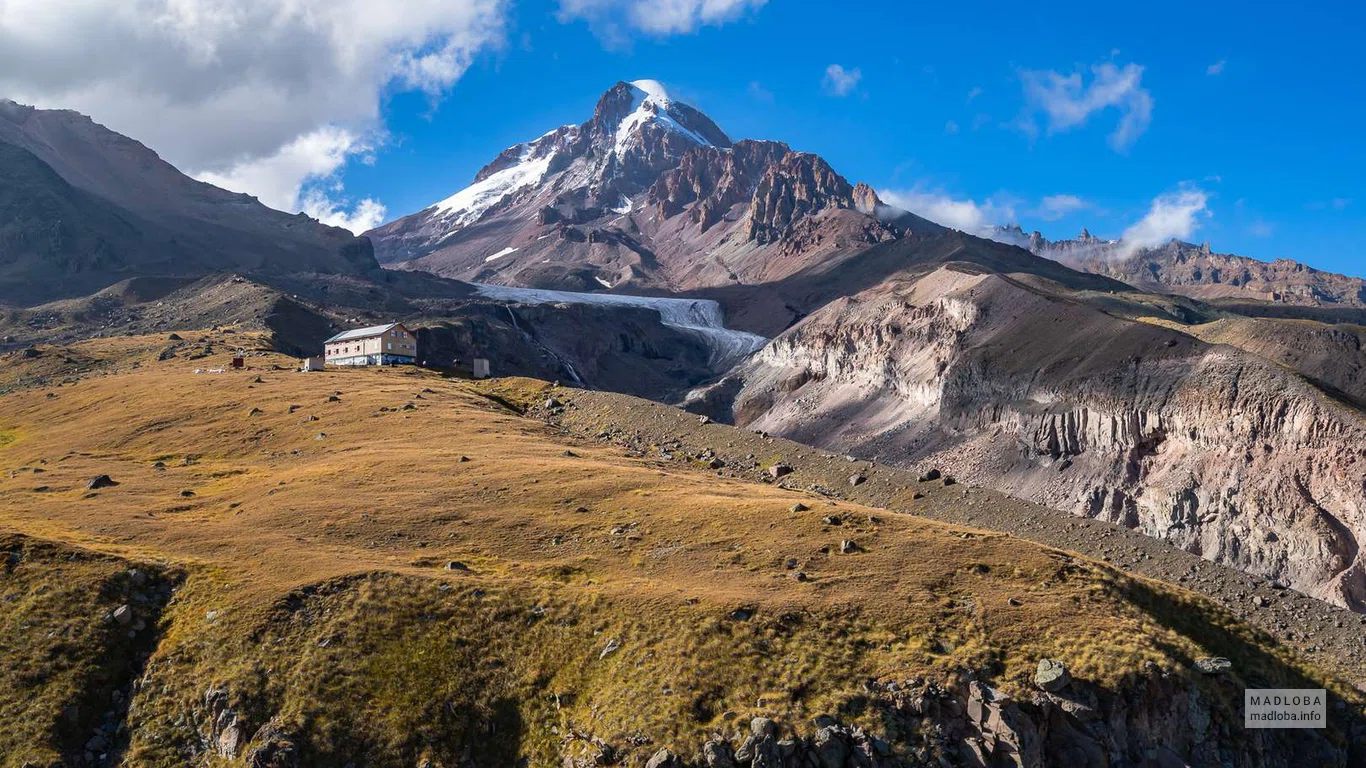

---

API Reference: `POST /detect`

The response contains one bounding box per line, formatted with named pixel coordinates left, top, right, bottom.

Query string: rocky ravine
left=694, top=264, right=1366, bottom=612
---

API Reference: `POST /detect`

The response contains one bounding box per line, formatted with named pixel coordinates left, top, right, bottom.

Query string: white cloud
left=1119, top=186, right=1210, bottom=257
left=0, top=0, right=508, bottom=231
left=302, top=191, right=388, bottom=233
left=558, top=0, right=766, bottom=35
left=823, top=64, right=862, bottom=97
left=966, top=86, right=984, bottom=102
left=196, top=126, right=387, bottom=232
left=748, top=80, right=774, bottom=103
left=1019, top=61, right=1153, bottom=151
left=1035, top=194, right=1089, bottom=221
left=1206, top=59, right=1226, bottom=76
left=879, top=188, right=1018, bottom=242
left=944, top=120, right=959, bottom=134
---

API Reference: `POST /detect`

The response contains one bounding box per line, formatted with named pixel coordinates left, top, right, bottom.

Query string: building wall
left=325, top=327, right=417, bottom=366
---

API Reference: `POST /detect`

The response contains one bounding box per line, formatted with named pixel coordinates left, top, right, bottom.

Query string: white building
left=324, top=323, right=417, bottom=366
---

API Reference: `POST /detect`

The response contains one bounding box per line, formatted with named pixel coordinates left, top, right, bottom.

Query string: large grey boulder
left=1035, top=658, right=1071, bottom=692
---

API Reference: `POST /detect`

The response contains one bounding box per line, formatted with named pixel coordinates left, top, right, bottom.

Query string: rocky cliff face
left=707, top=264, right=1366, bottom=611
left=365, top=81, right=897, bottom=294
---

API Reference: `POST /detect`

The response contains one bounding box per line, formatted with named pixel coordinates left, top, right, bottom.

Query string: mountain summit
left=365, top=80, right=919, bottom=293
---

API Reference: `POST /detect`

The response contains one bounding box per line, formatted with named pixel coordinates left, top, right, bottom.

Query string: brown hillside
left=0, top=335, right=1362, bottom=766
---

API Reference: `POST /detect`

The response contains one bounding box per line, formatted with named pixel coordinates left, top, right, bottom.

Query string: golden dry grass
left=0, top=332, right=1359, bottom=765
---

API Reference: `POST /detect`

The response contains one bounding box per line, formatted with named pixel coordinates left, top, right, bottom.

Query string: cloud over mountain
left=0, top=0, right=507, bottom=231
left=1120, top=186, right=1210, bottom=256
left=559, top=0, right=767, bottom=36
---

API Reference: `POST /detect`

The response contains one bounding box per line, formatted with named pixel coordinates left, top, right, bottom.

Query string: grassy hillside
left=0, top=333, right=1362, bottom=766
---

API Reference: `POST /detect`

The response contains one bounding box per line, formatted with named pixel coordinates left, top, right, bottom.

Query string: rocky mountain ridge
left=994, top=222, right=1366, bottom=311
left=0, top=100, right=379, bottom=306
left=364, top=81, right=913, bottom=294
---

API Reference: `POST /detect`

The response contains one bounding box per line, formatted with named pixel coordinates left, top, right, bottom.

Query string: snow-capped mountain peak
left=613, top=79, right=718, bottom=154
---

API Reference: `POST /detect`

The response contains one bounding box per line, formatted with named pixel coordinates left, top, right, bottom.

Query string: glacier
left=472, top=283, right=766, bottom=369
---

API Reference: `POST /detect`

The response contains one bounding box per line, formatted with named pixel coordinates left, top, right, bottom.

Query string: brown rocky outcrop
left=564, top=674, right=1359, bottom=767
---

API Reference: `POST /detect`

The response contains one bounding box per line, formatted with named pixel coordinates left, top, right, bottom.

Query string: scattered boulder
left=445, top=561, right=470, bottom=572
left=1034, top=658, right=1071, bottom=692
left=180, top=490, right=196, bottom=497
left=839, top=539, right=859, bottom=554
left=698, top=415, right=712, bottom=425
left=599, top=638, right=621, bottom=659
left=167, top=333, right=183, bottom=341
left=244, top=720, right=298, bottom=768
left=247, top=408, right=263, bottom=417
left=1195, top=657, right=1232, bottom=675
left=327, top=395, right=341, bottom=402
left=645, top=749, right=682, bottom=768
left=942, top=476, right=958, bottom=486
left=848, top=474, right=866, bottom=487
left=703, top=737, right=737, bottom=768
left=767, top=464, right=793, bottom=479
left=918, top=468, right=942, bottom=482
left=112, top=605, right=133, bottom=626
left=790, top=503, right=809, bottom=513
left=87, top=475, right=118, bottom=490
left=458, top=456, right=471, bottom=463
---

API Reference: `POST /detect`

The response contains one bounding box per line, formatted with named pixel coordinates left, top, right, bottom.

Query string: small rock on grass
left=1195, top=657, right=1232, bottom=675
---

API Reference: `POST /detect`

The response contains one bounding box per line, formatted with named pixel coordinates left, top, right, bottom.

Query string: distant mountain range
left=992, top=224, right=1366, bottom=312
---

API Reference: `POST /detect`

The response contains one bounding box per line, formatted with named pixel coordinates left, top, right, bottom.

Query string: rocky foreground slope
left=697, top=255, right=1366, bottom=613
left=1, top=335, right=1362, bottom=767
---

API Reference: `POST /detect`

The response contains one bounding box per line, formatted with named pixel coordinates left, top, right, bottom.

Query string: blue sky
left=5, top=0, right=1360, bottom=275
left=341, top=0, right=1364, bottom=275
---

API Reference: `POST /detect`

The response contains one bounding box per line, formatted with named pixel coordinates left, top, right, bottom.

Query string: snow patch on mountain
left=485, top=246, right=519, bottom=262
left=433, top=146, right=553, bottom=228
